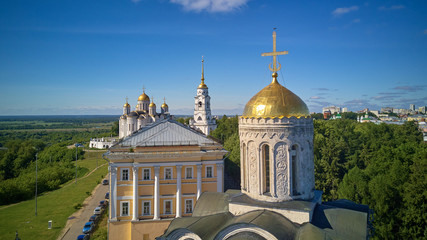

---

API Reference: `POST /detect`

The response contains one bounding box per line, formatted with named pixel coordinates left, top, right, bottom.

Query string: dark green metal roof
left=158, top=193, right=370, bottom=240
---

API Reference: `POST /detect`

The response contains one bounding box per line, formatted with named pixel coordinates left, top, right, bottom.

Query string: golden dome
left=161, top=102, right=168, bottom=108
left=198, top=79, right=208, bottom=89
left=123, top=102, right=130, bottom=107
left=138, top=92, right=150, bottom=101
left=149, top=102, right=156, bottom=107
left=242, top=73, right=309, bottom=118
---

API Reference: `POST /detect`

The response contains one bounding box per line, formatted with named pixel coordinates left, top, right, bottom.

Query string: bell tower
left=189, top=57, right=217, bottom=135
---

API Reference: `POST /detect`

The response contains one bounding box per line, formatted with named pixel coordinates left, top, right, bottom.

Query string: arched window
left=262, top=144, right=270, bottom=194
left=197, top=116, right=202, bottom=121
left=198, top=102, right=202, bottom=108
left=291, top=145, right=298, bottom=195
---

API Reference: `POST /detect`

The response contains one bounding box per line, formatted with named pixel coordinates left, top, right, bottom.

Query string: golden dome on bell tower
left=242, top=73, right=309, bottom=118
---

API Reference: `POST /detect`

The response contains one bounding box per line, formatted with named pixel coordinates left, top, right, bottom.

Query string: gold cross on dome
left=126, top=96, right=128, bottom=103
left=261, top=30, right=289, bottom=72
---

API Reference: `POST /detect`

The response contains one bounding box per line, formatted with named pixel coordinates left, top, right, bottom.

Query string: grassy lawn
left=78, top=151, right=107, bottom=172
left=0, top=152, right=109, bottom=240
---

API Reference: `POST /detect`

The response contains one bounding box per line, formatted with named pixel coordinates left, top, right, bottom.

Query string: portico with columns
left=106, top=119, right=227, bottom=240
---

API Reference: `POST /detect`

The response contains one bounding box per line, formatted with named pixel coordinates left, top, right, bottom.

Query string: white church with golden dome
left=157, top=31, right=372, bottom=240
left=119, top=90, right=171, bottom=139
left=119, top=58, right=217, bottom=139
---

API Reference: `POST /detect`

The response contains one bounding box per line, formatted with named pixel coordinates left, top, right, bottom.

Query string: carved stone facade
left=239, top=116, right=315, bottom=202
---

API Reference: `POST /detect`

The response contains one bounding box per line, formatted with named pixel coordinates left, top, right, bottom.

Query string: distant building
left=119, top=89, right=172, bottom=139
left=407, top=114, right=425, bottom=122
left=89, top=137, right=117, bottom=149
left=322, top=106, right=341, bottom=114
left=371, top=110, right=379, bottom=117
left=323, top=110, right=331, bottom=119
left=189, top=58, right=217, bottom=136
left=381, top=107, right=393, bottom=113
left=331, top=113, right=342, bottom=119
left=410, top=104, right=415, bottom=111
left=342, top=107, right=348, bottom=113
left=418, top=122, right=427, bottom=142
left=418, top=106, right=426, bottom=114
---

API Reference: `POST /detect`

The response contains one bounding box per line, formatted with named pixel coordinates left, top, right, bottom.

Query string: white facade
left=89, top=137, right=117, bottom=149
left=238, top=117, right=315, bottom=202
left=119, top=91, right=171, bottom=139
left=189, top=59, right=217, bottom=136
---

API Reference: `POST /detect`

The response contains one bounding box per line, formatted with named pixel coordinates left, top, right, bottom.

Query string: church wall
left=109, top=221, right=131, bottom=240
left=202, top=182, right=217, bottom=192
left=239, top=117, right=314, bottom=202
left=159, top=185, right=176, bottom=195
left=117, top=186, right=133, bottom=198
left=181, top=183, right=197, bottom=194
left=130, top=219, right=172, bottom=240
left=139, top=185, right=154, bottom=196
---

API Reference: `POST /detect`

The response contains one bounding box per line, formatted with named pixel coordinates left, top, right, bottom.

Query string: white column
left=176, top=165, right=182, bottom=218
left=154, top=166, right=160, bottom=220
left=216, top=163, right=223, bottom=192
left=240, top=143, right=245, bottom=191
left=132, top=166, right=138, bottom=221
left=110, top=165, right=117, bottom=220
left=196, top=164, right=202, bottom=199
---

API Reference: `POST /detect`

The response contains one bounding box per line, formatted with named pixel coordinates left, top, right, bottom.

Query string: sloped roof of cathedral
left=158, top=191, right=372, bottom=240
left=112, top=119, right=220, bottom=148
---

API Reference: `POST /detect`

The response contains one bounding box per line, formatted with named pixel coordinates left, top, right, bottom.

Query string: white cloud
left=332, top=6, right=359, bottom=17
left=310, top=96, right=323, bottom=99
left=352, top=19, right=361, bottom=23
left=379, top=5, right=405, bottom=11
left=170, top=0, right=248, bottom=13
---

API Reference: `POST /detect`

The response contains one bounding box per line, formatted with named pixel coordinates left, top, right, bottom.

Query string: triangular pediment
left=114, top=119, right=217, bottom=147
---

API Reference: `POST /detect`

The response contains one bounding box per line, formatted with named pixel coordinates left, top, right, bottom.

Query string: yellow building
left=106, top=119, right=227, bottom=240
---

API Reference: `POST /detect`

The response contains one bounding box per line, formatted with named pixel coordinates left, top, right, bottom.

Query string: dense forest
left=210, top=116, right=426, bottom=240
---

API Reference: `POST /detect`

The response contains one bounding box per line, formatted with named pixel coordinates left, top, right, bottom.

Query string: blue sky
left=0, top=0, right=426, bottom=115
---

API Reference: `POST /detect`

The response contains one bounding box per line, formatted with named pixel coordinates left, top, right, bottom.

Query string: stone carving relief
left=275, top=143, right=288, bottom=197
left=248, top=141, right=258, bottom=194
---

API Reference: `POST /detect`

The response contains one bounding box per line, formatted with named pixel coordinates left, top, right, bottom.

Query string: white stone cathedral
left=189, top=58, right=217, bottom=135
left=119, top=90, right=171, bottom=139
left=238, top=72, right=315, bottom=203
left=157, top=31, right=372, bottom=240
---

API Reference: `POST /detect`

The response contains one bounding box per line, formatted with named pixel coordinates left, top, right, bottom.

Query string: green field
left=0, top=151, right=108, bottom=240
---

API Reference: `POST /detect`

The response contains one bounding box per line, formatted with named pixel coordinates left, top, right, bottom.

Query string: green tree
left=111, top=121, right=119, bottom=136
